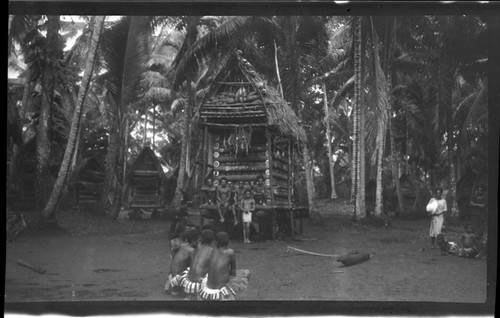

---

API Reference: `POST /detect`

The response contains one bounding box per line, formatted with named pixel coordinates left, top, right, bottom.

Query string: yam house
left=126, top=147, right=165, bottom=218
left=197, top=50, right=307, bottom=239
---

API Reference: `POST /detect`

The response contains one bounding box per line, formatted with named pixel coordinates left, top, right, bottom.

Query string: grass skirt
left=199, top=269, right=250, bottom=300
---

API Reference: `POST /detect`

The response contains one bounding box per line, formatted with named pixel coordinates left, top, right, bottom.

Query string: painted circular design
left=265, top=179, right=270, bottom=186
left=213, top=180, right=219, bottom=186
left=214, top=161, right=220, bottom=167
left=265, top=160, right=270, bottom=167
left=265, top=169, right=270, bottom=176
left=265, top=150, right=269, bottom=156
left=214, top=152, right=219, bottom=158
left=214, top=171, right=220, bottom=176
left=215, top=135, right=221, bottom=141
left=214, top=143, right=219, bottom=148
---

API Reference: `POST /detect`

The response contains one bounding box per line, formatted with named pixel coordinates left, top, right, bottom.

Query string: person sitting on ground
left=436, top=233, right=458, bottom=256
left=169, top=215, right=197, bottom=258
left=216, top=177, right=232, bottom=224
left=240, top=189, right=256, bottom=243
left=165, top=229, right=200, bottom=296
left=199, top=231, right=251, bottom=301
left=457, top=224, right=479, bottom=258
left=181, top=229, right=215, bottom=299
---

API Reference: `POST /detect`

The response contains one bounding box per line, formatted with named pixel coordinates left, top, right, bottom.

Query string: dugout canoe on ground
left=286, top=245, right=372, bottom=267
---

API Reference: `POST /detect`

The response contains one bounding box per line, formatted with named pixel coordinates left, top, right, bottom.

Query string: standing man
left=199, top=232, right=250, bottom=300
left=216, top=177, right=232, bottom=223
left=469, top=185, right=487, bottom=236
left=181, top=229, right=215, bottom=299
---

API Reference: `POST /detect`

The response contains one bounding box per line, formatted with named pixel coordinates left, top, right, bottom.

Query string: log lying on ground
left=337, top=252, right=371, bottom=267
left=16, top=259, right=46, bottom=274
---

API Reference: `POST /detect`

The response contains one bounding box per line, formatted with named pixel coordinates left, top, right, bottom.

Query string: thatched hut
left=71, top=157, right=105, bottom=206
left=127, top=147, right=165, bottom=215
left=398, top=173, right=431, bottom=215
left=197, top=50, right=307, bottom=238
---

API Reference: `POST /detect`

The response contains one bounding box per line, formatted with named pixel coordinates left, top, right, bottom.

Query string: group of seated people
left=437, top=223, right=487, bottom=259
left=166, top=219, right=250, bottom=300
left=199, top=175, right=270, bottom=242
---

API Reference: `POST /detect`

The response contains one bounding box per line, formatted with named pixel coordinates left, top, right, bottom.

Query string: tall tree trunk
left=371, top=17, right=390, bottom=217
left=322, top=83, right=337, bottom=199
left=41, top=16, right=105, bottom=219
left=172, top=17, right=200, bottom=213
left=35, top=15, right=60, bottom=212
left=386, top=17, right=404, bottom=215
left=352, top=16, right=366, bottom=219
left=102, top=107, right=120, bottom=217
left=440, top=16, right=459, bottom=219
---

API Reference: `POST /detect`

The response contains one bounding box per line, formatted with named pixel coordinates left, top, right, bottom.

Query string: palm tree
left=99, top=16, right=150, bottom=219
left=41, top=16, right=106, bottom=219
left=35, top=15, right=62, bottom=212
left=352, top=16, right=366, bottom=219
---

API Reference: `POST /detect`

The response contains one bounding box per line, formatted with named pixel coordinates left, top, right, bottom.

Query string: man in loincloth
left=216, top=177, right=232, bottom=223
left=165, top=229, right=200, bottom=296
left=181, top=229, right=215, bottom=299
left=199, top=231, right=251, bottom=301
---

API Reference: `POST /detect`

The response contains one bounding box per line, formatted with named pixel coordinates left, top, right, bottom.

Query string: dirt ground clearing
left=5, top=205, right=491, bottom=313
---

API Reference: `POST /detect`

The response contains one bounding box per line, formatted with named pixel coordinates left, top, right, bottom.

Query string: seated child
left=239, top=189, right=256, bottom=243
left=457, top=224, right=479, bottom=258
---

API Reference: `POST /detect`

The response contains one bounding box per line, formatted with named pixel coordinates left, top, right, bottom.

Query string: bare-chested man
left=199, top=232, right=250, bottom=301
left=216, top=177, right=232, bottom=223
left=181, top=229, right=215, bottom=299
left=165, top=229, right=200, bottom=296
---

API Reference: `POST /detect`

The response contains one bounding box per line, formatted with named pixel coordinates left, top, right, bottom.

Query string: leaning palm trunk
left=41, top=16, right=105, bottom=219
left=36, top=15, right=60, bottom=212
left=323, top=83, right=337, bottom=199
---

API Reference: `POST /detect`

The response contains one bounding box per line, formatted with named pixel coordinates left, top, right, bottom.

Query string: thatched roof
left=199, top=50, right=306, bottom=142
left=128, top=146, right=165, bottom=179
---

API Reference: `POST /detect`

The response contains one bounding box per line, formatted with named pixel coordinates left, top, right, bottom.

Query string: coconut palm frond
left=462, top=80, right=487, bottom=129
left=329, top=75, right=354, bottom=109
left=172, top=16, right=252, bottom=88
left=101, top=16, right=150, bottom=110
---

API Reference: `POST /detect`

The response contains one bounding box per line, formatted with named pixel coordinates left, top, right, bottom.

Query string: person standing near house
left=469, top=185, right=487, bottom=236
left=216, top=177, right=232, bottom=224
left=426, top=188, right=447, bottom=249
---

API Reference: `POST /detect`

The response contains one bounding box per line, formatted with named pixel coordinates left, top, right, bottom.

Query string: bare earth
left=5, top=201, right=489, bottom=312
